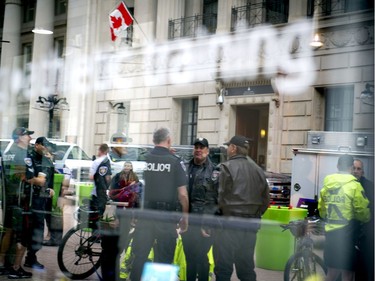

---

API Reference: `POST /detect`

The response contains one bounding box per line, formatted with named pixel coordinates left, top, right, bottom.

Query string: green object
left=52, top=174, right=64, bottom=210
left=119, top=236, right=215, bottom=281
left=77, top=183, right=94, bottom=205
left=255, top=206, right=308, bottom=271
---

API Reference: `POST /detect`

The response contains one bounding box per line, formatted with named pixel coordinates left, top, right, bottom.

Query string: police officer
left=24, top=137, right=56, bottom=270
left=318, top=154, right=370, bottom=281
left=89, top=143, right=111, bottom=216
left=129, top=127, right=189, bottom=281
left=0, top=127, right=34, bottom=278
left=90, top=143, right=117, bottom=281
left=181, top=137, right=219, bottom=281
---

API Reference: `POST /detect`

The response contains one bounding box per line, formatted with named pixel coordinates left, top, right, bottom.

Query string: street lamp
left=360, top=83, right=374, bottom=106
left=36, top=94, right=69, bottom=138
left=110, top=102, right=126, bottom=114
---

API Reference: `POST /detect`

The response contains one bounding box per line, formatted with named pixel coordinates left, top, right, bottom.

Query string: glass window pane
left=324, top=86, right=354, bottom=132
left=180, top=98, right=198, bottom=145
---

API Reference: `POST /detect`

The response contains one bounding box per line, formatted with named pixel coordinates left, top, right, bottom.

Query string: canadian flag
left=109, top=2, right=134, bottom=41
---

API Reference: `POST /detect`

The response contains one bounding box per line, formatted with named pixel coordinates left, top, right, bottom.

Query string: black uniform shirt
left=144, top=146, right=187, bottom=206
left=30, top=149, right=55, bottom=192
left=94, top=157, right=112, bottom=198
left=3, top=143, right=31, bottom=198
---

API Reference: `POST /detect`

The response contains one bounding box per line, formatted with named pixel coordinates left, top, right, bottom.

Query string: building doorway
left=235, top=104, right=269, bottom=169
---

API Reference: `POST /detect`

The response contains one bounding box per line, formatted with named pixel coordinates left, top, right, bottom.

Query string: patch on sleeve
left=180, top=160, right=187, bottom=173
left=99, top=166, right=108, bottom=176
left=211, top=170, right=220, bottom=181
left=24, top=158, right=33, bottom=167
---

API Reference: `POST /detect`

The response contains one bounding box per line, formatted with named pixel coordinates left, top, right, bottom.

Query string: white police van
left=1, top=138, right=92, bottom=186
left=106, top=133, right=150, bottom=183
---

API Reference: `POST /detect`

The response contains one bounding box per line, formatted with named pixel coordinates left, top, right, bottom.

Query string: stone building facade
left=0, top=0, right=373, bottom=174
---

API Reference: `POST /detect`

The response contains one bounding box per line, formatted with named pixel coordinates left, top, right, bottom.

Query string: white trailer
left=291, top=131, right=374, bottom=207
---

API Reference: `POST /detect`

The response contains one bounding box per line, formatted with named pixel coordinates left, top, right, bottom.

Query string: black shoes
left=8, top=267, right=32, bottom=279
left=24, top=260, right=44, bottom=269
left=0, top=266, right=9, bottom=276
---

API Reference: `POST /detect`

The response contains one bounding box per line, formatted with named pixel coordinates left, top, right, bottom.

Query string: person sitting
left=109, top=161, right=141, bottom=208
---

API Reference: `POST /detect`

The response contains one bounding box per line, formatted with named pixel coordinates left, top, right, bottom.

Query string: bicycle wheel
left=284, top=252, right=326, bottom=281
left=57, top=224, right=102, bottom=280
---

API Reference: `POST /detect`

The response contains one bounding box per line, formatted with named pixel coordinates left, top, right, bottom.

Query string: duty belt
left=326, top=218, right=348, bottom=224
left=228, top=212, right=258, bottom=218
left=144, top=201, right=177, bottom=211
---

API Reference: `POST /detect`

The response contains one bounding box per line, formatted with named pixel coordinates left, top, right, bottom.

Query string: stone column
left=0, top=0, right=22, bottom=135
left=0, top=0, right=22, bottom=69
left=288, top=0, right=308, bottom=21
left=28, top=0, right=55, bottom=137
left=216, top=0, right=234, bottom=34
left=156, top=0, right=185, bottom=42
left=134, top=0, right=157, bottom=45
left=185, top=0, right=203, bottom=17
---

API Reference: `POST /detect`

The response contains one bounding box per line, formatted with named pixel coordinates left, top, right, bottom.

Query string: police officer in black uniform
left=181, top=137, right=219, bottom=281
left=0, top=127, right=35, bottom=278
left=88, top=143, right=115, bottom=280
left=25, top=137, right=56, bottom=270
left=89, top=143, right=112, bottom=217
left=129, top=127, right=189, bottom=281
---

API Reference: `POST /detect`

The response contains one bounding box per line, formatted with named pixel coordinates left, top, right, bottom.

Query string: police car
left=31, top=139, right=93, bottom=185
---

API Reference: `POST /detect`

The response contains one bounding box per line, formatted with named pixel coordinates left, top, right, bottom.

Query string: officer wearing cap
left=181, top=137, right=219, bottom=281
left=129, top=127, right=189, bottom=281
left=213, top=135, right=270, bottom=281
left=0, top=127, right=34, bottom=278
left=24, top=136, right=56, bottom=270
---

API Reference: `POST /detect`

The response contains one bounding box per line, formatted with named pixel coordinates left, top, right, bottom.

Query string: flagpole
left=121, top=1, right=151, bottom=44
left=131, top=16, right=150, bottom=44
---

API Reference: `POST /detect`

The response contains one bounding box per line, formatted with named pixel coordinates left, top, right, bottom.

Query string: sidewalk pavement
left=0, top=243, right=284, bottom=281
left=0, top=203, right=286, bottom=281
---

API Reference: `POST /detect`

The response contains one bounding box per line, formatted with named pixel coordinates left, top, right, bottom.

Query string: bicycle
left=280, top=218, right=327, bottom=281
left=57, top=200, right=131, bottom=280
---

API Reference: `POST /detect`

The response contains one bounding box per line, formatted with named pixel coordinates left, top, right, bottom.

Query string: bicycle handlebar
left=280, top=217, right=325, bottom=237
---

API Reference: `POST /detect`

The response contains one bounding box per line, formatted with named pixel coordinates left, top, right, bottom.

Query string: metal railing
left=231, top=0, right=288, bottom=32
left=307, top=0, right=373, bottom=17
left=168, top=13, right=217, bottom=40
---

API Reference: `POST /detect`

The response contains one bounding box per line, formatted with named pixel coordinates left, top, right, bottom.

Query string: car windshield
left=108, top=146, right=149, bottom=162
left=0, top=140, right=11, bottom=155
left=56, top=145, right=91, bottom=161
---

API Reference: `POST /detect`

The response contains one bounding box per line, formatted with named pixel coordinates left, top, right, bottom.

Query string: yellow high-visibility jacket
left=318, top=173, right=370, bottom=232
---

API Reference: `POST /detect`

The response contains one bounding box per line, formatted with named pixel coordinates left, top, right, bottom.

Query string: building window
left=180, top=98, right=198, bottom=145
left=307, top=0, right=373, bottom=17
left=0, top=0, right=5, bottom=29
left=231, top=0, right=289, bottom=31
left=54, top=37, right=64, bottom=58
left=203, top=0, right=218, bottom=33
left=323, top=85, right=354, bottom=132
left=22, top=43, right=33, bottom=64
left=55, top=0, right=67, bottom=15
left=23, top=0, right=36, bottom=23
left=168, top=1, right=217, bottom=40
left=266, top=0, right=289, bottom=24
